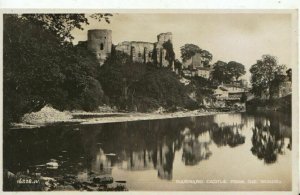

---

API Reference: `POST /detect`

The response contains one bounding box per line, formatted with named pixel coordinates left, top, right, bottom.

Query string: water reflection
left=210, top=123, right=245, bottom=147
left=251, top=114, right=292, bottom=164
left=155, top=138, right=175, bottom=180
left=4, top=112, right=292, bottom=190
left=181, top=128, right=212, bottom=166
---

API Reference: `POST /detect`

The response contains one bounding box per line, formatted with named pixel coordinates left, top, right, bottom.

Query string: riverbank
left=11, top=106, right=227, bottom=129
left=76, top=110, right=220, bottom=125
left=246, top=94, right=291, bottom=114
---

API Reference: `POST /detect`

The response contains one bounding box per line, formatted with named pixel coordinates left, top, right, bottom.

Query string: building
left=84, top=29, right=174, bottom=67
left=214, top=86, right=229, bottom=100
left=115, top=32, right=173, bottom=67
left=87, top=29, right=112, bottom=65
left=115, top=41, right=155, bottom=64
left=182, top=53, right=211, bottom=79
left=270, top=75, right=292, bottom=99
left=213, top=83, right=248, bottom=108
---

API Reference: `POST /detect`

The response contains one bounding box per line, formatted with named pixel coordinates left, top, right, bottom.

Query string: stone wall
left=115, top=41, right=155, bottom=63
left=86, top=29, right=174, bottom=67
left=87, top=29, right=112, bottom=65
left=157, top=32, right=172, bottom=45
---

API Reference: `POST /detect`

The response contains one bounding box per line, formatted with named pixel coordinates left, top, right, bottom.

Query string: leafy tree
left=21, top=13, right=112, bottom=42
left=286, top=68, right=292, bottom=81
left=187, top=77, right=216, bottom=105
left=162, top=40, right=175, bottom=67
left=210, top=61, right=229, bottom=83
left=198, top=50, right=213, bottom=67
left=180, top=44, right=201, bottom=62
left=249, top=55, right=286, bottom=99
left=211, top=60, right=246, bottom=84
left=174, top=59, right=183, bottom=73
left=227, top=61, right=246, bottom=81
left=240, top=93, right=247, bottom=103
left=3, top=14, right=107, bottom=124
left=133, top=69, right=190, bottom=111
left=98, top=51, right=147, bottom=109
left=180, top=44, right=212, bottom=67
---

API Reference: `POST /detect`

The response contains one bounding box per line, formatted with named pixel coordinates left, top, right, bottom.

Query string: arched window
left=100, top=43, right=104, bottom=50
left=138, top=52, right=142, bottom=57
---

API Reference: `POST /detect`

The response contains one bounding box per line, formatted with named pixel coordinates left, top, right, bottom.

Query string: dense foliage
left=211, top=60, right=246, bottom=84
left=162, top=40, right=175, bottom=67
left=3, top=15, right=105, bottom=124
left=180, top=44, right=212, bottom=66
left=99, top=52, right=194, bottom=112
left=249, top=55, right=286, bottom=99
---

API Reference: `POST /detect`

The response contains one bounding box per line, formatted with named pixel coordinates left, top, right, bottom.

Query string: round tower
left=87, top=29, right=112, bottom=65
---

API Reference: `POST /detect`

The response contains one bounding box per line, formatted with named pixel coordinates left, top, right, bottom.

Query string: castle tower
left=156, top=32, right=173, bottom=67
left=87, top=29, right=112, bottom=65
left=157, top=32, right=172, bottom=44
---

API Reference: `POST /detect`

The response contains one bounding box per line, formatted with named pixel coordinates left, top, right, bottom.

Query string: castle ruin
left=85, top=29, right=174, bottom=67
left=87, top=29, right=112, bottom=65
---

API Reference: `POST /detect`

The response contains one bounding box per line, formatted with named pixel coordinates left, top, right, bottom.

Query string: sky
left=71, top=13, right=294, bottom=80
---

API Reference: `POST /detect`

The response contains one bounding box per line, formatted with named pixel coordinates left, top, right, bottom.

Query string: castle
left=82, top=29, right=174, bottom=67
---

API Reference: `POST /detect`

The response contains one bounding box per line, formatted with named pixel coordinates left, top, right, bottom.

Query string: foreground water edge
left=3, top=112, right=292, bottom=191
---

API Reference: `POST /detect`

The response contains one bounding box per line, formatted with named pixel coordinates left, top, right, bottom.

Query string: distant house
left=222, top=84, right=247, bottom=101
left=182, top=53, right=211, bottom=79
left=260, top=72, right=292, bottom=99
left=270, top=75, right=292, bottom=99
left=213, top=83, right=248, bottom=107
left=214, top=86, right=229, bottom=100
left=277, top=81, right=292, bottom=98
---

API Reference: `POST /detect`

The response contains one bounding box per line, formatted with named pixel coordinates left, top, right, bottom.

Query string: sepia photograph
left=1, top=8, right=298, bottom=193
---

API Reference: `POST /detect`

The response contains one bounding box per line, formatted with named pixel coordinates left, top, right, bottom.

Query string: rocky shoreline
left=11, top=105, right=229, bottom=129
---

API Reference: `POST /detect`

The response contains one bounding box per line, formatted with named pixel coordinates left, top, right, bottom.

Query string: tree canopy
left=21, top=14, right=112, bottom=42
left=180, top=44, right=212, bottom=65
left=162, top=40, right=175, bottom=67
left=227, top=61, right=246, bottom=81
left=249, top=55, right=286, bottom=98
left=211, top=60, right=246, bottom=84
left=3, top=14, right=108, bottom=124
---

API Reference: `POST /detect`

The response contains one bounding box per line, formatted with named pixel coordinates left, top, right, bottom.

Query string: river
left=3, top=112, right=292, bottom=191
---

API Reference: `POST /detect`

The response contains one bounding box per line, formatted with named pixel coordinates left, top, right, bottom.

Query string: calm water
left=4, top=112, right=292, bottom=191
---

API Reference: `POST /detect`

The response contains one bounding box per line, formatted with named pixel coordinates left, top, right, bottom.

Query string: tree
left=187, top=77, right=215, bottom=105
left=211, top=61, right=246, bottom=84
left=210, top=61, right=229, bottom=83
left=21, top=13, right=112, bottom=42
left=227, top=61, right=246, bottom=81
left=199, top=50, right=213, bottom=67
left=98, top=51, right=147, bottom=109
left=240, top=93, right=247, bottom=103
left=162, top=40, right=175, bottom=67
left=180, top=44, right=212, bottom=66
left=133, top=69, right=190, bottom=111
left=174, top=59, right=183, bottom=73
left=249, top=55, right=286, bottom=99
left=286, top=68, right=292, bottom=81
left=180, top=44, right=201, bottom=62
left=3, top=14, right=108, bottom=124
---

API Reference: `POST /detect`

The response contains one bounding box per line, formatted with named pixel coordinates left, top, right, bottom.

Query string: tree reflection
left=251, top=118, right=286, bottom=164
left=210, top=123, right=245, bottom=147
left=91, top=147, right=112, bottom=175
left=181, top=128, right=212, bottom=166
left=155, top=137, right=175, bottom=180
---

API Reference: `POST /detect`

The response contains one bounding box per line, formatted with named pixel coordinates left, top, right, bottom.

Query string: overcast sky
left=72, top=13, right=293, bottom=80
